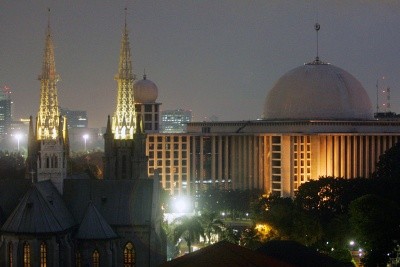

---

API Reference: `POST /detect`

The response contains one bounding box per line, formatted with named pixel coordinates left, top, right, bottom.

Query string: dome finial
left=314, top=22, right=320, bottom=63
left=143, top=68, right=147, bottom=80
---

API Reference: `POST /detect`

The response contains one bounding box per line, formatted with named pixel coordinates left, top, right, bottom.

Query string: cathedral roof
left=76, top=201, right=118, bottom=240
left=0, top=179, right=31, bottom=225
left=63, top=179, right=155, bottom=226
left=1, top=180, right=76, bottom=234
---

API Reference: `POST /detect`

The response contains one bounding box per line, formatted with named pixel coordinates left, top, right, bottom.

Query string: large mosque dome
left=133, top=75, right=158, bottom=103
left=263, top=61, right=374, bottom=120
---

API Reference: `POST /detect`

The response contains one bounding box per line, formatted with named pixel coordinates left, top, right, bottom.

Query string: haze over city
left=1, top=0, right=400, bottom=128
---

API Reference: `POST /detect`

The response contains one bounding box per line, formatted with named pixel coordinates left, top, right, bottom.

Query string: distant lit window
left=124, top=242, right=135, bottom=266
left=92, top=250, right=100, bottom=267
left=23, top=242, right=30, bottom=267
left=40, top=242, right=47, bottom=267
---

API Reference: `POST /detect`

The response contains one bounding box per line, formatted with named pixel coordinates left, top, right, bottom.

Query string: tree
left=174, top=216, right=204, bottom=253
left=221, top=226, right=240, bottom=245
left=373, top=142, right=400, bottom=180
left=0, top=151, right=25, bottom=179
left=68, top=151, right=103, bottom=179
left=200, top=211, right=225, bottom=244
left=349, top=194, right=400, bottom=266
left=252, top=194, right=322, bottom=246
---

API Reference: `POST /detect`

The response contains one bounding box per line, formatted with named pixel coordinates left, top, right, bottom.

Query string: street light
left=14, top=133, right=22, bottom=152
left=83, top=134, right=89, bottom=152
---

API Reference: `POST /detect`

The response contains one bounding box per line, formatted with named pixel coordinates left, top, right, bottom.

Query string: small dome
left=263, top=61, right=373, bottom=120
left=133, top=75, right=158, bottom=103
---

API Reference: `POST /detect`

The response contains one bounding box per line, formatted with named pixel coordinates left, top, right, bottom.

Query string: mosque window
left=8, top=242, right=12, bottom=267
left=23, top=242, right=30, bottom=267
left=92, top=250, right=100, bottom=267
left=40, top=242, right=47, bottom=267
left=124, top=242, right=135, bottom=266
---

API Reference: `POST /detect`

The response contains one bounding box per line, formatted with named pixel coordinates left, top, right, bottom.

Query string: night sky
left=1, top=1, right=400, bottom=128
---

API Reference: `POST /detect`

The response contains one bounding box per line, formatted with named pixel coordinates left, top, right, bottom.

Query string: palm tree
left=200, top=211, right=225, bottom=244
left=174, top=216, right=204, bottom=253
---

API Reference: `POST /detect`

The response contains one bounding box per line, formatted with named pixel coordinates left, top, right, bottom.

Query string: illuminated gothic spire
left=37, top=9, right=60, bottom=140
left=112, top=8, right=136, bottom=139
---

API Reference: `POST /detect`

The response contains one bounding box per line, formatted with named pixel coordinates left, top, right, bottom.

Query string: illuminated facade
left=146, top=59, right=400, bottom=197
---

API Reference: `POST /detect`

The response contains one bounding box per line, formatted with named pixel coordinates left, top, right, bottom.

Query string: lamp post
left=83, top=134, right=89, bottom=152
left=15, top=133, right=22, bottom=152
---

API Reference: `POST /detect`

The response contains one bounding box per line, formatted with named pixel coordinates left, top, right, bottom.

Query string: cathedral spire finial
left=47, top=8, right=51, bottom=36
left=37, top=10, right=60, bottom=140
left=112, top=10, right=135, bottom=140
left=124, top=7, right=128, bottom=33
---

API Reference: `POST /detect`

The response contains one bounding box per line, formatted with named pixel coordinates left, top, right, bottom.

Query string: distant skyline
left=1, top=1, right=400, bottom=128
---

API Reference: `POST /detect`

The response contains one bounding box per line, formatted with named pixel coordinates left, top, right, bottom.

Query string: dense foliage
left=0, top=151, right=25, bottom=179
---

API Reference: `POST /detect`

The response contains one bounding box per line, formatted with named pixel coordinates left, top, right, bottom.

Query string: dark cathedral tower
left=103, top=12, right=148, bottom=180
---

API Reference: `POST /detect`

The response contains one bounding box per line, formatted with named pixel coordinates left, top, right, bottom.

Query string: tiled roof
left=159, top=241, right=294, bottom=267
left=1, top=180, right=76, bottom=234
left=0, top=179, right=31, bottom=224
left=257, top=240, right=345, bottom=267
left=63, top=179, right=154, bottom=226
left=76, top=201, right=118, bottom=240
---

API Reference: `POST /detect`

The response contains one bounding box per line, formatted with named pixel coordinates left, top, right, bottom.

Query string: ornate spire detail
left=37, top=9, right=60, bottom=140
left=112, top=8, right=136, bottom=139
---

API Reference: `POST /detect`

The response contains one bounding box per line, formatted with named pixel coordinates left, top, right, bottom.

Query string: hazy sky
left=1, top=1, right=400, bottom=128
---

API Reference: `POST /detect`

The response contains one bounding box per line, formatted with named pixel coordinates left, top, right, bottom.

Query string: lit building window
left=23, top=242, right=30, bottom=267
left=8, top=242, right=13, bottom=267
left=124, top=242, right=135, bottom=267
left=92, top=250, right=100, bottom=267
left=40, top=242, right=47, bottom=267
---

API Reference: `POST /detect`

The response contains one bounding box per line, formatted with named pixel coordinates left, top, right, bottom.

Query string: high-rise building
left=60, top=108, right=88, bottom=128
left=0, top=89, right=12, bottom=138
left=161, top=108, right=192, bottom=133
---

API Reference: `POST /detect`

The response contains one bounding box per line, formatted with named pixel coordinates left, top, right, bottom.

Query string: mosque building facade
left=143, top=58, right=400, bottom=197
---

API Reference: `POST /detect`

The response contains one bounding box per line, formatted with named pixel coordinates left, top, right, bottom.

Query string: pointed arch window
left=76, top=251, right=82, bottom=267
left=92, top=249, right=100, bottom=267
left=40, top=242, right=47, bottom=267
left=8, top=242, right=13, bottom=267
left=124, top=242, right=135, bottom=267
left=23, top=242, right=30, bottom=267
